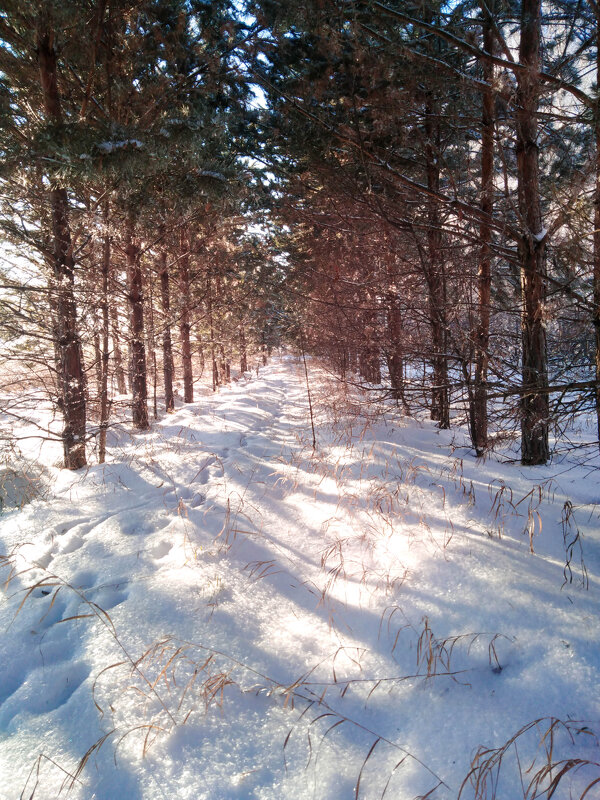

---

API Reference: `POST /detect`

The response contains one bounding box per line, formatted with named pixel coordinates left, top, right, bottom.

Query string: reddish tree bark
left=110, top=299, right=127, bottom=394
left=98, top=206, right=111, bottom=464
left=516, top=0, right=549, bottom=465
left=179, top=228, right=194, bottom=402
left=471, top=9, right=495, bottom=457
left=125, top=219, right=149, bottom=430
left=146, top=278, right=158, bottom=420
left=37, top=22, right=87, bottom=469
left=384, top=242, right=408, bottom=410
left=424, top=97, right=450, bottom=429
left=386, top=291, right=408, bottom=410
left=208, top=273, right=219, bottom=390
left=239, top=325, right=248, bottom=374
left=594, top=11, right=600, bottom=447
left=159, top=248, right=175, bottom=412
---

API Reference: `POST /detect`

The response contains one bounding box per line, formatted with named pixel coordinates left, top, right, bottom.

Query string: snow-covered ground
left=0, top=356, right=598, bottom=800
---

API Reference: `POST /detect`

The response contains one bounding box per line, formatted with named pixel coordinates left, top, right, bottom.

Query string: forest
left=0, top=2, right=599, bottom=800
left=1, top=0, right=599, bottom=467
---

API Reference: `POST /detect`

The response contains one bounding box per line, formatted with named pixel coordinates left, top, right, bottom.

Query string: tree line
left=0, top=0, right=280, bottom=468
left=1, top=0, right=598, bottom=468
left=250, top=0, right=600, bottom=465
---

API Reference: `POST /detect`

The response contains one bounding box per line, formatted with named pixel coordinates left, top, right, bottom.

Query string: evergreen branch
left=370, top=0, right=594, bottom=110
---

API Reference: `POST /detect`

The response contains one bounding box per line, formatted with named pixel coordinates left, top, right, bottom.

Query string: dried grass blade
left=581, top=776, right=600, bottom=799
left=355, top=737, right=381, bottom=800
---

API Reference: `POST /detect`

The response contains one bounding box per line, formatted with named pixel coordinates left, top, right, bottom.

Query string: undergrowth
left=459, top=717, right=600, bottom=800
left=1, top=361, right=598, bottom=800
left=0, top=545, right=518, bottom=800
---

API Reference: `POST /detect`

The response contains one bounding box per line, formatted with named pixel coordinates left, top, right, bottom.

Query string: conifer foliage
left=0, top=0, right=269, bottom=465
left=1, top=1, right=600, bottom=465
left=249, top=0, right=600, bottom=464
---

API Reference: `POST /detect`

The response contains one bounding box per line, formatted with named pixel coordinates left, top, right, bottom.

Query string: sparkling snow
left=0, top=357, right=598, bottom=799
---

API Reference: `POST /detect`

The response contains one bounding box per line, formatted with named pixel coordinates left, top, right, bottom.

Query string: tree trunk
left=179, top=228, right=193, bottom=402
left=260, top=328, right=269, bottom=367
left=385, top=245, right=408, bottom=411
left=516, top=0, right=549, bottom=465
left=359, top=327, right=381, bottom=384
left=594, top=14, right=600, bottom=447
left=337, top=345, right=348, bottom=382
left=420, top=8, right=450, bottom=431
left=386, top=295, right=409, bottom=412
left=37, top=23, right=87, bottom=469
left=195, top=328, right=205, bottom=378
left=239, top=325, right=248, bottom=374
left=219, top=344, right=230, bottom=384
left=147, top=278, right=158, bottom=419
left=125, top=218, right=149, bottom=430
left=425, top=106, right=450, bottom=429
left=208, top=273, right=219, bottom=390
left=93, top=323, right=103, bottom=399
left=159, top=249, right=175, bottom=412
left=472, top=10, right=495, bottom=457
left=98, top=208, right=111, bottom=464
left=110, top=299, right=127, bottom=394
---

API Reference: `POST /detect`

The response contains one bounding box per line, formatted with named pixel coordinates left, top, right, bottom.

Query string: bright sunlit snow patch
left=0, top=357, right=599, bottom=800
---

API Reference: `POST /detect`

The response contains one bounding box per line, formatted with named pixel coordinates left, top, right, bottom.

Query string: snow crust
left=0, top=357, right=598, bottom=799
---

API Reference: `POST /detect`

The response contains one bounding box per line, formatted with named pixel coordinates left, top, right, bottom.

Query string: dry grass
left=280, top=691, right=449, bottom=800
left=0, top=440, right=52, bottom=510
left=0, top=550, right=190, bottom=796
left=561, top=500, right=589, bottom=590
left=4, top=359, right=596, bottom=800
left=459, top=717, right=600, bottom=800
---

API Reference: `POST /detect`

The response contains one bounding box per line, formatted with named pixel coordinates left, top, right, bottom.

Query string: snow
left=96, top=140, right=143, bottom=154
left=0, top=357, right=599, bottom=800
left=197, top=170, right=226, bottom=182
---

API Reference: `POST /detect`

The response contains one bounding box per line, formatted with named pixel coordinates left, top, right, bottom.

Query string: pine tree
left=0, top=2, right=92, bottom=468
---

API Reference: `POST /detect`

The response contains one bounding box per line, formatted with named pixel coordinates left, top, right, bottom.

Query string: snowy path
left=0, top=357, right=599, bottom=800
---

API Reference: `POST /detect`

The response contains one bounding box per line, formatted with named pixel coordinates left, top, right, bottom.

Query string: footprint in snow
left=24, top=572, right=128, bottom=643
left=188, top=456, right=217, bottom=485
left=150, top=540, right=172, bottom=560
left=0, top=666, right=27, bottom=708
left=32, top=594, right=69, bottom=632
left=190, top=492, right=205, bottom=508
left=57, top=533, right=84, bottom=555
left=0, top=629, right=78, bottom=710
left=71, top=571, right=130, bottom=611
left=34, top=550, right=53, bottom=570
left=0, top=661, right=90, bottom=729
left=70, top=569, right=97, bottom=590
left=120, top=518, right=154, bottom=536
left=54, top=518, right=89, bottom=536
left=89, top=581, right=129, bottom=611
left=177, top=488, right=205, bottom=509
